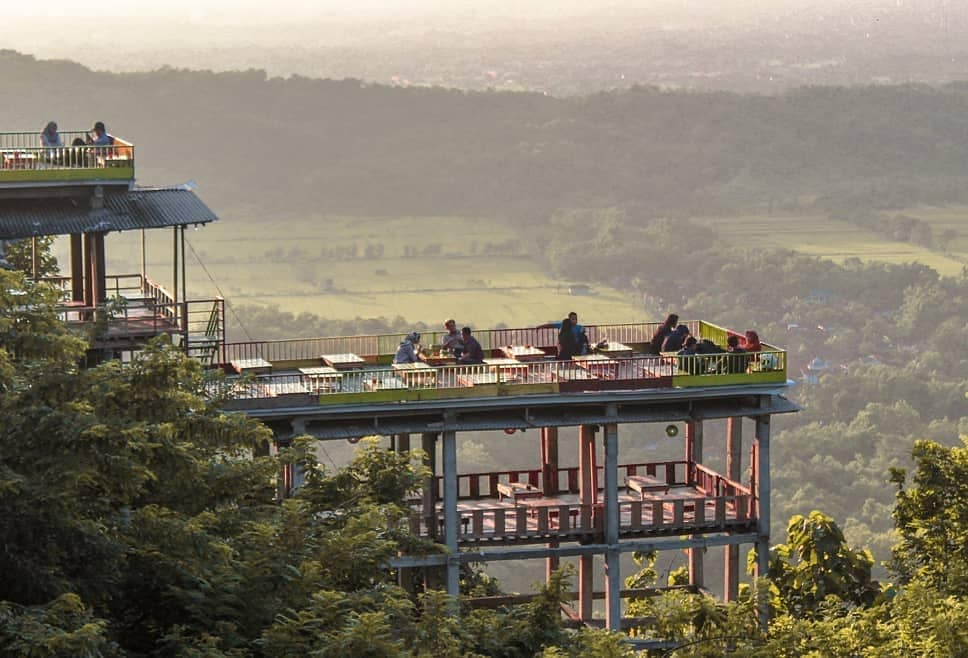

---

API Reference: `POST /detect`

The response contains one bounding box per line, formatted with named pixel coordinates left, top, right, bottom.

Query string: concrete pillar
left=578, top=424, right=597, bottom=622
left=603, top=417, right=621, bottom=631
left=754, top=415, right=771, bottom=629
left=442, top=430, right=460, bottom=608
left=83, top=234, right=95, bottom=307
left=421, top=432, right=438, bottom=540
left=724, top=417, right=743, bottom=602
left=686, top=419, right=704, bottom=588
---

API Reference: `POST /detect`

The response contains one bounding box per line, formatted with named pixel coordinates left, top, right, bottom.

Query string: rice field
left=63, top=213, right=648, bottom=328
left=690, top=210, right=968, bottom=277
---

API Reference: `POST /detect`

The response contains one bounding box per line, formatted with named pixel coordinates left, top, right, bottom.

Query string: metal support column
left=578, top=424, right=597, bottom=622
left=754, top=414, right=771, bottom=629
left=686, top=419, right=704, bottom=588
left=603, top=412, right=621, bottom=631
left=442, top=429, right=460, bottom=610
left=724, top=417, right=743, bottom=601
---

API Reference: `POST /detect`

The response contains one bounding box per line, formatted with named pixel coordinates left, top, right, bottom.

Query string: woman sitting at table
left=394, top=331, right=427, bottom=364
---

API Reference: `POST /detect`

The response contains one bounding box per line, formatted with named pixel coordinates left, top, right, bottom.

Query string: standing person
left=440, top=318, right=464, bottom=358
left=393, top=331, right=427, bottom=364
left=649, top=313, right=679, bottom=355
left=86, top=121, right=114, bottom=147
left=457, top=327, right=484, bottom=364
left=568, top=311, right=591, bottom=354
left=558, top=316, right=580, bottom=359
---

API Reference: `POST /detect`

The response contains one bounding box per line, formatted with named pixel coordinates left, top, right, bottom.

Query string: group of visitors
left=394, top=322, right=484, bottom=365
left=394, top=312, right=766, bottom=375
left=39, top=121, right=114, bottom=165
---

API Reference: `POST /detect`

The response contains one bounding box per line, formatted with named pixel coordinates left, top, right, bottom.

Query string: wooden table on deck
left=484, top=357, right=530, bottom=382
left=597, top=341, right=635, bottom=358
left=392, top=361, right=437, bottom=387
left=321, top=353, right=366, bottom=370
left=573, top=353, right=619, bottom=379
left=625, top=474, right=670, bottom=499
left=231, top=357, right=272, bottom=375
left=363, top=374, right=408, bottom=391
left=550, top=363, right=598, bottom=381
left=1, top=150, right=37, bottom=169
left=497, top=481, right=544, bottom=503
left=499, top=345, right=546, bottom=362
left=298, top=366, right=343, bottom=392
left=424, top=354, right=457, bottom=366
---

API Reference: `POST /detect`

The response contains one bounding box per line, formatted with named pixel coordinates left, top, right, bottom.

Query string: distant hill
left=3, top=50, right=968, bottom=219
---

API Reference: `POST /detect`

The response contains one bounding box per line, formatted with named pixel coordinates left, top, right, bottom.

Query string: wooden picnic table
left=625, top=474, right=670, bottom=499
left=597, top=341, right=635, bottom=358
left=392, top=361, right=437, bottom=386
left=298, top=366, right=343, bottom=392
left=321, top=353, right=366, bottom=370
left=496, top=481, right=543, bottom=503
left=499, top=345, right=546, bottom=362
left=230, top=357, right=272, bottom=375
left=573, top=353, right=618, bottom=379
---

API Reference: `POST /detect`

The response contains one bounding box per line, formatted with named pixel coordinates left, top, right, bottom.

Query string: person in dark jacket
left=457, top=327, right=485, bottom=364
left=726, top=334, right=748, bottom=374
left=649, top=313, right=679, bottom=354
left=661, top=325, right=690, bottom=352
left=558, top=317, right=580, bottom=359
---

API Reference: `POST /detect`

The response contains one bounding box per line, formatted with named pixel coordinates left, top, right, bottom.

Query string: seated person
left=86, top=121, right=114, bottom=147
left=695, top=338, right=726, bottom=373
left=649, top=313, right=679, bottom=355
left=440, top=318, right=464, bottom=358
left=745, top=330, right=763, bottom=353
left=393, top=331, right=427, bottom=364
left=567, top=311, right=592, bottom=355
left=726, top=335, right=747, bottom=374
left=661, top=325, right=690, bottom=352
left=457, top=327, right=484, bottom=364
left=677, top=336, right=700, bottom=374
left=40, top=121, right=62, bottom=148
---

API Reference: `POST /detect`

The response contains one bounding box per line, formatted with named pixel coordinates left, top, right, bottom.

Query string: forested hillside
left=4, top=50, right=968, bottom=219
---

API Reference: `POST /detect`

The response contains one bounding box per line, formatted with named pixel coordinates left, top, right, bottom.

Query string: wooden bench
left=625, top=474, right=670, bottom=499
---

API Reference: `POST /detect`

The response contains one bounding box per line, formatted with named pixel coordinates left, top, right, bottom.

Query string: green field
left=54, top=207, right=966, bottom=330
left=73, top=214, right=649, bottom=328
left=691, top=210, right=968, bottom=277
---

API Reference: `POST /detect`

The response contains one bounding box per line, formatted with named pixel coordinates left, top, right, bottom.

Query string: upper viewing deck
left=220, top=320, right=787, bottom=410
left=0, top=130, right=134, bottom=193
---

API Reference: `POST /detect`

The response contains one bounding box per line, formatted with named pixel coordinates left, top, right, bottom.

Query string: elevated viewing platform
left=0, top=130, right=134, bottom=195
left=219, top=320, right=788, bottom=414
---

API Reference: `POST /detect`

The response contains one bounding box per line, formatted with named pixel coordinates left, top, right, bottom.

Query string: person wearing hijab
left=393, top=331, right=427, bottom=364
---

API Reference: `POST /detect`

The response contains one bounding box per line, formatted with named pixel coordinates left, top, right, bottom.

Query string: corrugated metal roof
left=0, top=189, right=218, bottom=239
